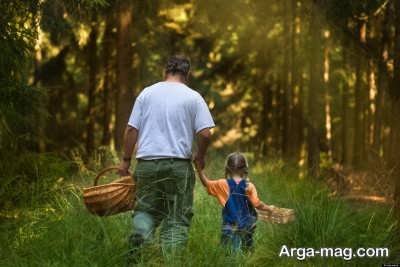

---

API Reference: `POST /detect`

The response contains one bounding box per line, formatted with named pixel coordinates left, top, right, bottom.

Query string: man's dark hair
left=165, top=55, right=191, bottom=79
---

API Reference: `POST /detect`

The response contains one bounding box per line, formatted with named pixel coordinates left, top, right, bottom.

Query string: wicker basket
left=83, top=166, right=135, bottom=216
left=257, top=205, right=295, bottom=224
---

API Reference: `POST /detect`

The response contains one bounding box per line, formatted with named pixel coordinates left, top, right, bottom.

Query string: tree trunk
left=291, top=0, right=303, bottom=162
left=269, top=79, right=281, bottom=154
left=101, top=14, right=114, bottom=146
left=34, top=28, right=46, bottom=153
left=391, top=0, right=400, bottom=224
left=282, top=0, right=293, bottom=159
left=86, top=21, right=98, bottom=156
left=366, top=58, right=375, bottom=149
left=114, top=1, right=135, bottom=151
left=307, top=0, right=323, bottom=178
left=374, top=9, right=390, bottom=156
left=353, top=21, right=366, bottom=168
left=341, top=39, right=350, bottom=166
left=260, top=80, right=273, bottom=156
left=323, top=30, right=332, bottom=160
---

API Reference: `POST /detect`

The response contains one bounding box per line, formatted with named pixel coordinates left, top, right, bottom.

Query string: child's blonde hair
left=224, top=152, right=249, bottom=179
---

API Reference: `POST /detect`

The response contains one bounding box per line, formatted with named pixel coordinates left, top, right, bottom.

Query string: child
left=195, top=152, right=273, bottom=252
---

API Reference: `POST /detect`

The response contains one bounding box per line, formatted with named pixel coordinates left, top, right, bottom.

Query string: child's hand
left=257, top=202, right=274, bottom=213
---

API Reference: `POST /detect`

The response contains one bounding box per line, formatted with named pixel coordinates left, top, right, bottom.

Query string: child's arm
left=194, top=162, right=209, bottom=188
left=255, top=202, right=274, bottom=213
left=246, top=182, right=274, bottom=213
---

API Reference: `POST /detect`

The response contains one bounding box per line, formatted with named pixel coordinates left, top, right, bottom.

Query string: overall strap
left=227, top=178, right=247, bottom=194
left=238, top=179, right=248, bottom=191
left=227, top=178, right=238, bottom=193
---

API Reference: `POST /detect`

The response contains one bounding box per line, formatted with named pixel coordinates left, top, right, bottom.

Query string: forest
left=1, top=0, right=400, bottom=266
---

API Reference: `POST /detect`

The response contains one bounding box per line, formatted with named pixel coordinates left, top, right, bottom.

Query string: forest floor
left=0, top=155, right=399, bottom=267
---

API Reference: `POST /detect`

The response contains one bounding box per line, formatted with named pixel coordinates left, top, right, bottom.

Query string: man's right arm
left=118, top=94, right=143, bottom=176
left=118, top=126, right=138, bottom=176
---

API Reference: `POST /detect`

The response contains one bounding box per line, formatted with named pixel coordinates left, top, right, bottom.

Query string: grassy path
left=1, top=159, right=398, bottom=266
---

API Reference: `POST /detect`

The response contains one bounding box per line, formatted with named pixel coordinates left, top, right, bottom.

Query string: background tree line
left=1, top=0, right=400, bottom=222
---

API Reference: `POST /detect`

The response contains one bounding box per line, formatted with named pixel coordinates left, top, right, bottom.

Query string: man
left=118, top=55, right=215, bottom=260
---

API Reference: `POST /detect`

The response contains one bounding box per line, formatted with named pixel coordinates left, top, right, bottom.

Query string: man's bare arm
left=118, top=126, right=138, bottom=176
left=194, top=128, right=212, bottom=170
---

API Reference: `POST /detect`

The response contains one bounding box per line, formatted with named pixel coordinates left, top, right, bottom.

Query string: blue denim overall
left=221, top=178, right=257, bottom=252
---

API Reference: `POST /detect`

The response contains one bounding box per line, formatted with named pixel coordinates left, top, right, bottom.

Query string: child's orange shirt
left=204, top=178, right=261, bottom=207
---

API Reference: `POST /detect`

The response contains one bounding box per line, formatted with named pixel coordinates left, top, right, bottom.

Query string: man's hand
left=118, top=160, right=131, bottom=177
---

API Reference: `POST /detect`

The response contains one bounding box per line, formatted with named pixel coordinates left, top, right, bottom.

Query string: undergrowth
left=0, top=154, right=398, bottom=266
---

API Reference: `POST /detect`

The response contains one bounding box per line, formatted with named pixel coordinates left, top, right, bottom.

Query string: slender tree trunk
left=260, top=80, right=273, bottom=156
left=341, top=40, right=350, bottom=166
left=273, top=82, right=283, bottom=154
left=307, top=0, right=323, bottom=178
left=34, top=27, right=46, bottom=153
left=353, top=21, right=366, bottom=168
left=101, top=14, right=114, bottom=146
left=114, top=1, right=135, bottom=151
left=86, top=20, right=98, bottom=156
left=391, top=0, right=400, bottom=224
left=275, top=83, right=282, bottom=154
left=323, top=30, right=332, bottom=160
left=366, top=59, right=376, bottom=149
left=282, top=0, right=293, bottom=158
left=374, top=10, right=390, bottom=156
left=291, top=0, right=303, bottom=162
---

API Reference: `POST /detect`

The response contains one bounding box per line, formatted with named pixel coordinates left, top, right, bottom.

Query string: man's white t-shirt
left=128, top=81, right=215, bottom=159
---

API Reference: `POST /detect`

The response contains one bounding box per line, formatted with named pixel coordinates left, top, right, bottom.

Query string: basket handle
left=94, top=166, right=121, bottom=186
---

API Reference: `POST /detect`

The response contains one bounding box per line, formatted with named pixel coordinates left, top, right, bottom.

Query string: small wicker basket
left=257, top=205, right=295, bottom=224
left=83, top=166, right=135, bottom=216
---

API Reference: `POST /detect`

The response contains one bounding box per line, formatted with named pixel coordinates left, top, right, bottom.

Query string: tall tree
left=341, top=38, right=350, bottom=165
left=307, top=0, right=323, bottom=178
left=391, top=0, right=400, bottom=222
left=290, top=0, right=303, bottom=162
left=101, top=13, right=114, bottom=146
left=373, top=8, right=390, bottom=156
left=86, top=19, right=98, bottom=155
left=259, top=79, right=273, bottom=155
left=282, top=0, right=293, bottom=159
left=323, top=29, right=332, bottom=159
left=353, top=20, right=367, bottom=168
left=114, top=0, right=135, bottom=151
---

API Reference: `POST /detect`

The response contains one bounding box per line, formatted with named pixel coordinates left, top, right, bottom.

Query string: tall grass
left=0, top=152, right=71, bottom=209
left=0, top=156, right=398, bottom=266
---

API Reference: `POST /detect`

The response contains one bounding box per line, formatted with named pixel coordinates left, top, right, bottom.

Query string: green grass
left=0, top=157, right=398, bottom=266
